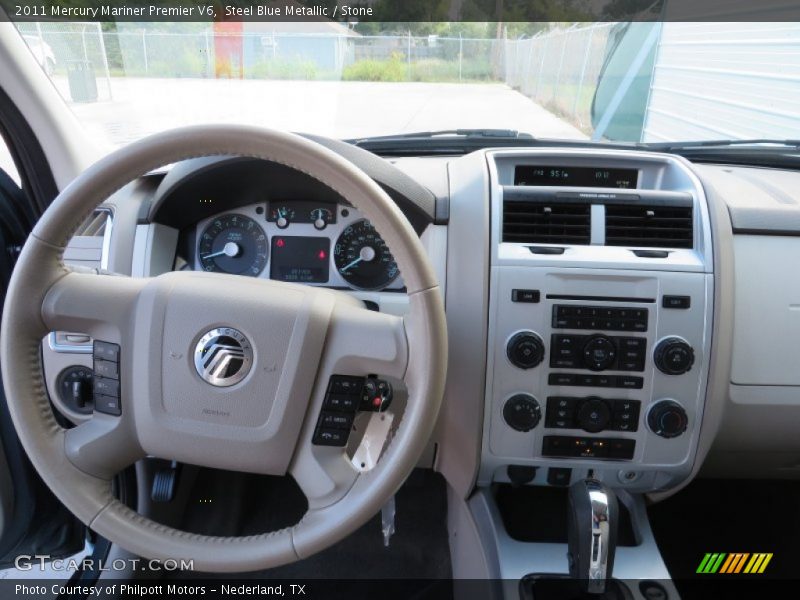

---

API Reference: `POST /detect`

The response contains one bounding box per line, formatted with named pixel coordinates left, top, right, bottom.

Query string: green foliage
left=342, top=52, right=407, bottom=82
left=146, top=49, right=206, bottom=77
left=245, top=59, right=319, bottom=80
left=342, top=52, right=496, bottom=83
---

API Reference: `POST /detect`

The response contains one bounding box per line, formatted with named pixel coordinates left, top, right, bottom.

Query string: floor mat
left=175, top=467, right=452, bottom=581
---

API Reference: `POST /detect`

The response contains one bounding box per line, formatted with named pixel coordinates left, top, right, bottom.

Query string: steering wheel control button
left=57, top=366, right=94, bottom=413
left=662, top=295, right=691, bottom=309
left=325, top=394, right=358, bottom=411
left=194, top=327, right=253, bottom=387
left=94, top=395, right=121, bottom=416
left=647, top=400, right=689, bottom=438
left=582, top=335, right=617, bottom=371
left=511, top=288, right=540, bottom=303
left=91, top=339, right=121, bottom=416
left=507, top=331, right=545, bottom=369
left=328, top=375, right=364, bottom=396
left=319, top=412, right=354, bottom=430
left=654, top=337, right=695, bottom=375
left=502, top=394, right=541, bottom=432
left=576, top=397, right=612, bottom=433
left=93, top=376, right=119, bottom=398
left=93, top=340, right=119, bottom=362
left=313, top=428, right=349, bottom=447
left=314, top=374, right=366, bottom=446
left=93, top=359, right=118, bottom=380
left=360, top=377, right=393, bottom=412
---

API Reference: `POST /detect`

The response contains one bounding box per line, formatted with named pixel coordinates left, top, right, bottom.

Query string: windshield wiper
left=347, top=129, right=536, bottom=155
left=349, top=128, right=533, bottom=143
left=643, top=139, right=800, bottom=152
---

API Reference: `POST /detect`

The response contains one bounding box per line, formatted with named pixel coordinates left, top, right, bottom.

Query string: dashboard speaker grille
left=502, top=202, right=591, bottom=245
left=605, top=204, right=693, bottom=249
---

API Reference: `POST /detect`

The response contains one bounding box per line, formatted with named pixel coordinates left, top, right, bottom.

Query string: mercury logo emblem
left=194, top=327, right=253, bottom=387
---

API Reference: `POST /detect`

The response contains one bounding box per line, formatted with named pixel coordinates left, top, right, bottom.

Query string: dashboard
left=39, top=138, right=800, bottom=501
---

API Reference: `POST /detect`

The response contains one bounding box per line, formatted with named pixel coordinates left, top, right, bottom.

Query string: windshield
left=12, top=20, right=800, bottom=148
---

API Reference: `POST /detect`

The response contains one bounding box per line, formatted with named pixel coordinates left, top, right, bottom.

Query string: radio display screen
left=270, top=236, right=330, bottom=284
left=514, top=166, right=638, bottom=189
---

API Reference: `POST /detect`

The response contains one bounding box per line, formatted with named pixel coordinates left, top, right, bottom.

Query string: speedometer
left=198, top=214, right=268, bottom=276
left=334, top=220, right=399, bottom=290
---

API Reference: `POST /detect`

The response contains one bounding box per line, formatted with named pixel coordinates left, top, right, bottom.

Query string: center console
left=479, top=149, right=714, bottom=494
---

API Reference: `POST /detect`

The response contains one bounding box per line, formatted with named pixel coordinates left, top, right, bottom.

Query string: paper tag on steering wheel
left=351, top=411, right=394, bottom=472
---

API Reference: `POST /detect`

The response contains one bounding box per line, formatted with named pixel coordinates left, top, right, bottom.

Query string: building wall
left=642, top=22, right=800, bottom=142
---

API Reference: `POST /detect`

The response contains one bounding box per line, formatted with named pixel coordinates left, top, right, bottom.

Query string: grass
left=343, top=53, right=498, bottom=83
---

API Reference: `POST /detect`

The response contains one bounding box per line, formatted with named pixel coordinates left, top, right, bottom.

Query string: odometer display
left=334, top=220, right=399, bottom=290
left=198, top=214, right=268, bottom=276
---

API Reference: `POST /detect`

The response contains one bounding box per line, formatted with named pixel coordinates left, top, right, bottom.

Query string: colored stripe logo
left=697, top=553, right=773, bottom=574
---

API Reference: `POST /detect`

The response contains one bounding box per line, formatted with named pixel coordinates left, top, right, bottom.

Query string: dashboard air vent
left=64, top=208, right=111, bottom=269
left=605, top=204, right=693, bottom=249
left=502, top=202, right=591, bottom=245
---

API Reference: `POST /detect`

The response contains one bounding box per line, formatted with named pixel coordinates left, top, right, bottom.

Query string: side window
left=0, top=137, right=20, bottom=186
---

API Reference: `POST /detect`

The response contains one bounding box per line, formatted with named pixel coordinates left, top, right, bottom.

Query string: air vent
left=64, top=208, right=112, bottom=269
left=605, top=204, right=693, bottom=249
left=503, top=202, right=591, bottom=245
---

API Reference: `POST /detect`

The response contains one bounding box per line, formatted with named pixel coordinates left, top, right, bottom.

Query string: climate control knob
left=647, top=400, right=688, bottom=438
left=507, top=332, right=545, bottom=369
left=654, top=337, right=695, bottom=375
left=576, top=397, right=612, bottom=433
left=582, top=335, right=617, bottom=371
left=503, top=394, right=541, bottom=432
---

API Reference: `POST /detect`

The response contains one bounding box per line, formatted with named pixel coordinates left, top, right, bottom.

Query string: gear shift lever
left=567, top=479, right=619, bottom=595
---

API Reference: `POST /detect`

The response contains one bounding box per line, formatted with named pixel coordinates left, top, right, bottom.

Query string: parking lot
left=0, top=77, right=586, bottom=183
left=61, top=77, right=587, bottom=145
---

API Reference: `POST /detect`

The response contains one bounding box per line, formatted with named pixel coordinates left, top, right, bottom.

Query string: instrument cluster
left=192, top=201, right=403, bottom=292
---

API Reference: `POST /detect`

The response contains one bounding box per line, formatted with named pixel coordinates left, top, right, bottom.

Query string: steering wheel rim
left=0, top=125, right=447, bottom=572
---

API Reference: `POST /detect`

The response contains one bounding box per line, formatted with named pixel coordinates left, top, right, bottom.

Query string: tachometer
left=334, top=219, right=399, bottom=290
left=198, top=214, right=268, bottom=276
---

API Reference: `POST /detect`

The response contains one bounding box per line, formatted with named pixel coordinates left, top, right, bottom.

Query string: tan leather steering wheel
left=0, top=126, right=447, bottom=572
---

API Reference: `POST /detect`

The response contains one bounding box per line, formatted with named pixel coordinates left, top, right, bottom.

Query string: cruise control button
left=93, top=341, right=120, bottom=363
left=93, top=377, right=119, bottom=398
left=94, top=394, right=121, bottom=416
left=93, top=359, right=119, bottom=380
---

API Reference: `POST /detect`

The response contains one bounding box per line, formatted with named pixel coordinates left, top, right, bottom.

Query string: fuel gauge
left=268, top=205, right=295, bottom=229
left=311, top=207, right=335, bottom=230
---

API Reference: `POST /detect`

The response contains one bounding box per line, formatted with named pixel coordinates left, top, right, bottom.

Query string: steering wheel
left=0, top=126, right=447, bottom=572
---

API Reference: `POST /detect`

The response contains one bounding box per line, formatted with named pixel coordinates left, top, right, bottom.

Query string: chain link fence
left=504, top=23, right=614, bottom=132
left=15, top=21, right=113, bottom=101
left=14, top=24, right=506, bottom=101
